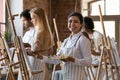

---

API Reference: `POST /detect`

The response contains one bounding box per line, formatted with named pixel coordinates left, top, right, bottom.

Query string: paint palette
left=49, top=54, right=68, bottom=60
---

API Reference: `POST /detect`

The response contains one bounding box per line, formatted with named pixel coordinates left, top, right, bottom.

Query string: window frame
left=87, top=0, right=120, bottom=53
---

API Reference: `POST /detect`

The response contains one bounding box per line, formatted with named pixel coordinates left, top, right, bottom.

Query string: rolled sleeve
left=42, top=56, right=60, bottom=65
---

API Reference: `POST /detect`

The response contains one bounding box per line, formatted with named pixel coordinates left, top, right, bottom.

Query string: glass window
left=94, top=21, right=115, bottom=39
left=90, top=1, right=104, bottom=16
left=0, top=0, right=5, bottom=35
left=106, top=0, right=120, bottom=15
left=90, top=0, right=120, bottom=16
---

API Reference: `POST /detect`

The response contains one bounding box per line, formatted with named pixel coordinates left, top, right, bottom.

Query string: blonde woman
left=28, top=7, right=54, bottom=80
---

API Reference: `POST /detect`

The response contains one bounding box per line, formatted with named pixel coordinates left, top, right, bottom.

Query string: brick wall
left=23, top=0, right=50, bottom=17
left=51, top=0, right=81, bottom=42
left=24, top=0, right=81, bottom=42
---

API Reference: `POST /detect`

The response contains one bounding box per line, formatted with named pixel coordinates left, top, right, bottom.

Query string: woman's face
left=30, top=13, right=38, bottom=26
left=68, top=16, right=82, bottom=35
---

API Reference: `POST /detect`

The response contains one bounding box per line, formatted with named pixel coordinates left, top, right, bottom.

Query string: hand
left=26, top=48, right=36, bottom=56
left=26, top=47, right=32, bottom=55
left=60, top=56, right=75, bottom=62
left=24, top=43, right=31, bottom=47
left=26, top=49, right=43, bottom=59
left=91, top=49, right=100, bottom=56
left=35, top=54, right=43, bottom=59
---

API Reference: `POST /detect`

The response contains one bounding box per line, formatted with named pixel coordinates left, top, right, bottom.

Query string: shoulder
left=78, top=35, right=91, bottom=47
left=82, top=32, right=90, bottom=40
left=63, top=37, right=69, bottom=43
left=93, top=31, right=103, bottom=37
left=93, top=30, right=102, bottom=35
left=80, top=34, right=90, bottom=41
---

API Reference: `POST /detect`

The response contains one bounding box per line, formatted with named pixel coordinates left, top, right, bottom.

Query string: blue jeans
left=54, top=70, right=63, bottom=80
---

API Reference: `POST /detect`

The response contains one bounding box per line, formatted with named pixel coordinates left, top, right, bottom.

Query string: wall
left=23, top=0, right=50, bottom=19
left=81, top=0, right=94, bottom=16
left=51, top=0, right=81, bottom=41
left=23, top=0, right=81, bottom=42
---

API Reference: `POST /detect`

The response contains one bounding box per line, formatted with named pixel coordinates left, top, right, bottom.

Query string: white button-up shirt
left=43, top=31, right=92, bottom=80
left=22, top=27, right=35, bottom=47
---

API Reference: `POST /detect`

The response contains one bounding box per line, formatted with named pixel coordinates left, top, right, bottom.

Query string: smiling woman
left=40, top=12, right=92, bottom=80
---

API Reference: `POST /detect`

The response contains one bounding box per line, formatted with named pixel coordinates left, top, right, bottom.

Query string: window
left=106, top=0, right=120, bottom=15
left=94, top=21, right=115, bottom=39
left=90, top=0, right=104, bottom=16
left=88, top=0, right=120, bottom=52
left=0, top=0, right=5, bottom=35
left=89, top=0, right=120, bottom=16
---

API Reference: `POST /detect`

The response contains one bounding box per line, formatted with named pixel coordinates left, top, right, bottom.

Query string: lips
left=70, top=27, right=76, bottom=30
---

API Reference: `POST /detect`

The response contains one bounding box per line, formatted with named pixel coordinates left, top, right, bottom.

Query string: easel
left=109, top=38, right=120, bottom=67
left=5, top=0, right=42, bottom=80
left=0, top=35, right=17, bottom=80
left=95, top=5, right=120, bottom=80
left=51, top=18, right=62, bottom=80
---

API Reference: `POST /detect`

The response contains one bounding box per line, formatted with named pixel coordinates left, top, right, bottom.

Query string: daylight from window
left=0, top=0, right=5, bottom=35
left=94, top=21, right=115, bottom=39
left=91, top=0, right=120, bottom=16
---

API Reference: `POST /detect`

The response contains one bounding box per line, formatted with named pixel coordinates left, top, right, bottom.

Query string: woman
left=84, top=17, right=103, bottom=55
left=30, top=8, right=54, bottom=55
left=28, top=7, right=54, bottom=80
left=41, top=12, right=92, bottom=80
left=84, top=16, right=103, bottom=79
left=84, top=17, right=103, bottom=65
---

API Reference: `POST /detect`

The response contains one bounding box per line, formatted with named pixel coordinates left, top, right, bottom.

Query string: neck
left=71, top=31, right=80, bottom=36
left=29, top=24, right=34, bottom=29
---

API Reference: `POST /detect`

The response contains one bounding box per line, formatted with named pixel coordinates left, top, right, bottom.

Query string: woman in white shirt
left=38, top=12, right=92, bottom=80
left=84, top=17, right=103, bottom=79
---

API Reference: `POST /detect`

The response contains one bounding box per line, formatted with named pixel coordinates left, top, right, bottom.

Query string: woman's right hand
left=24, top=43, right=31, bottom=47
left=26, top=48, right=37, bottom=57
left=26, top=48, right=43, bottom=59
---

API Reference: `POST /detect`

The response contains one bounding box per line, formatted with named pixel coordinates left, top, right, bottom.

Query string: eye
left=31, top=17, right=35, bottom=20
left=68, top=20, right=72, bottom=23
left=74, top=20, right=79, bottom=23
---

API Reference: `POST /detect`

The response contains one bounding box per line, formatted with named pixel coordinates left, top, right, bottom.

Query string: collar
left=69, top=31, right=82, bottom=39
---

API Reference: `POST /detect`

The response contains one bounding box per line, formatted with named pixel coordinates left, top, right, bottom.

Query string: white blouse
left=43, top=31, right=92, bottom=80
left=22, top=28, right=35, bottom=46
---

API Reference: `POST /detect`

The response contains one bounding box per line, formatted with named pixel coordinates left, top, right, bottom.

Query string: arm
left=74, top=36, right=92, bottom=66
left=91, top=49, right=100, bottom=56
left=92, top=31, right=103, bottom=54
left=60, top=36, right=92, bottom=66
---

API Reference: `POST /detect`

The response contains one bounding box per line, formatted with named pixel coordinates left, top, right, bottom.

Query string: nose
left=70, top=21, right=75, bottom=26
left=30, top=19, right=32, bottom=22
left=31, top=20, right=33, bottom=23
left=23, top=22, right=26, bottom=25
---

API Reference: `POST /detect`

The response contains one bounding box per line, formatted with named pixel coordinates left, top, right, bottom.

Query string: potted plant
left=4, top=30, right=12, bottom=47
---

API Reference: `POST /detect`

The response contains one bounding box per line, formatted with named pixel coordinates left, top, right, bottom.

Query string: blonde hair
left=30, top=8, right=47, bottom=31
left=30, top=7, right=54, bottom=52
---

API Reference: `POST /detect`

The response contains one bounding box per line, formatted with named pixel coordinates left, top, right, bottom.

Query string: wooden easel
left=0, top=35, right=17, bottom=80
left=5, top=0, right=42, bottom=80
left=51, top=18, right=62, bottom=80
left=95, top=5, right=120, bottom=80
